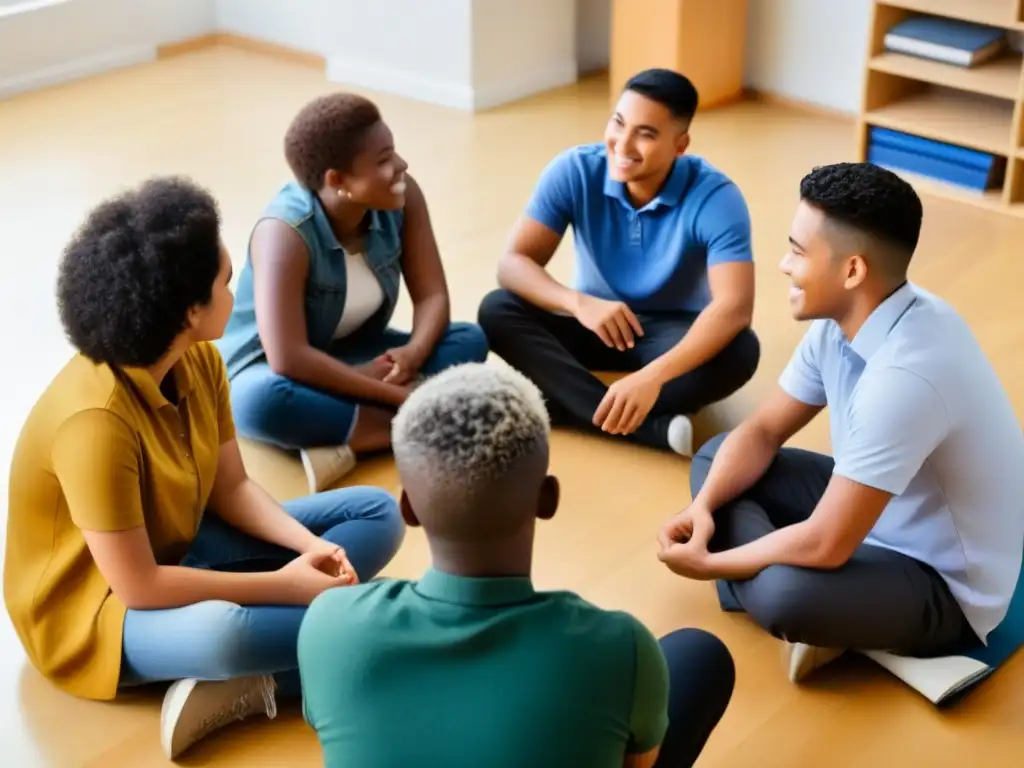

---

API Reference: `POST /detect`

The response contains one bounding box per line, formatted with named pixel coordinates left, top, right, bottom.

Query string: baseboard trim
left=0, top=43, right=155, bottom=100
left=157, top=32, right=325, bottom=69
left=744, top=87, right=854, bottom=121
left=471, top=60, right=578, bottom=111
left=327, top=55, right=474, bottom=110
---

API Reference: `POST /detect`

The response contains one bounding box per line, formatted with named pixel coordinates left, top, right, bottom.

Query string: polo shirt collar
left=415, top=567, right=536, bottom=607
left=120, top=358, right=195, bottom=411
left=603, top=155, right=691, bottom=211
left=849, top=281, right=917, bottom=360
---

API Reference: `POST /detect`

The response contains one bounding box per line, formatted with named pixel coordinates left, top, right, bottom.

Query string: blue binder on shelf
left=867, top=126, right=1004, bottom=192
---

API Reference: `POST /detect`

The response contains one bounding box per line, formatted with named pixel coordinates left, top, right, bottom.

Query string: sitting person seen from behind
left=657, top=162, right=1024, bottom=683
left=217, top=92, right=489, bottom=493
left=298, top=363, right=736, bottom=768
left=3, top=177, right=405, bottom=761
left=478, top=68, right=760, bottom=456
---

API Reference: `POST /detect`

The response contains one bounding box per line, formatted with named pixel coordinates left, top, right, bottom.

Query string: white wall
left=576, top=0, right=611, bottom=74
left=0, top=0, right=214, bottom=99
left=745, top=0, right=872, bottom=113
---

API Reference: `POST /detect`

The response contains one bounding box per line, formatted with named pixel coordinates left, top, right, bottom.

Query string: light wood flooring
left=1, top=46, right=1023, bottom=767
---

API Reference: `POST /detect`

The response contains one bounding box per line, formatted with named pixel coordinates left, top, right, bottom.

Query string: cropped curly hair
left=283, top=92, right=383, bottom=189
left=56, top=176, right=222, bottom=368
left=392, top=363, right=551, bottom=541
left=800, top=162, right=922, bottom=280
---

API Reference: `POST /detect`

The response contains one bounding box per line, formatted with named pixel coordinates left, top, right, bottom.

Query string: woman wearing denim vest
left=217, top=93, right=489, bottom=493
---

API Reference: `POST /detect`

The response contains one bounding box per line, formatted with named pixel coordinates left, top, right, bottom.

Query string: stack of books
left=883, top=15, right=1008, bottom=67
left=867, top=126, right=1005, bottom=193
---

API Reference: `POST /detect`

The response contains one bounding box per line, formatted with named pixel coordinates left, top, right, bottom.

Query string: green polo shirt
left=297, top=568, right=670, bottom=768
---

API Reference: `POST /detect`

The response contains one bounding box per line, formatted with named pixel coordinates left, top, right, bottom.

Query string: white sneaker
left=783, top=641, right=846, bottom=683
left=160, top=675, right=277, bottom=760
left=300, top=445, right=357, bottom=493
left=667, top=415, right=694, bottom=457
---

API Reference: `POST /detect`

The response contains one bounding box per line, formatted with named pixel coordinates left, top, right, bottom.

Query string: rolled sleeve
left=696, top=183, right=754, bottom=266
left=51, top=409, right=146, bottom=532
left=834, top=366, right=949, bottom=495
left=523, top=149, right=577, bottom=236
left=778, top=322, right=828, bottom=407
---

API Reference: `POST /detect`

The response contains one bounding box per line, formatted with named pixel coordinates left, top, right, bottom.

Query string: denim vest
left=217, top=182, right=405, bottom=379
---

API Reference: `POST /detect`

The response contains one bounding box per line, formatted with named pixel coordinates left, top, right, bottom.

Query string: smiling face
left=780, top=201, right=861, bottom=322
left=603, top=88, right=689, bottom=185
left=327, top=120, right=410, bottom=210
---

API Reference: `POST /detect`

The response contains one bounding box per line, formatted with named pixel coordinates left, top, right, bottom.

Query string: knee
left=727, top=327, right=761, bottom=381
left=690, top=431, right=729, bottom=496
left=183, top=601, right=253, bottom=678
left=321, top=486, right=405, bottom=553
left=445, top=321, right=490, bottom=364
left=660, top=628, right=735, bottom=682
left=659, top=627, right=736, bottom=709
left=476, top=289, right=522, bottom=339
left=230, top=368, right=299, bottom=441
left=740, top=566, right=821, bottom=642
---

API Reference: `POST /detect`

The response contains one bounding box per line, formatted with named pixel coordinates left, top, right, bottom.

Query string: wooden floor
left=2, top=46, right=1023, bottom=767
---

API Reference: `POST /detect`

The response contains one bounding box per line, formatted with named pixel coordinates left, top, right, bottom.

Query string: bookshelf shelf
left=864, top=88, right=1015, bottom=154
left=877, top=0, right=1024, bottom=30
left=858, top=1, right=1024, bottom=216
left=868, top=51, right=1023, bottom=99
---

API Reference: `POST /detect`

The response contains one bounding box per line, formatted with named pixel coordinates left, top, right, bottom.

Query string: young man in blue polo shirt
left=657, top=162, right=1024, bottom=682
left=478, top=68, right=759, bottom=457
left=297, top=363, right=735, bottom=767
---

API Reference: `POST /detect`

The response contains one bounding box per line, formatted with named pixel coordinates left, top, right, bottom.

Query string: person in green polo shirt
left=297, top=363, right=735, bottom=767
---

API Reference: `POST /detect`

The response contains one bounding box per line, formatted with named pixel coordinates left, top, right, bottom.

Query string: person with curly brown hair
left=217, top=92, right=489, bottom=494
left=3, top=177, right=405, bottom=760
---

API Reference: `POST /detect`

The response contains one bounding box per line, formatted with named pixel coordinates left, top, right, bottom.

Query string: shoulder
left=300, top=579, right=413, bottom=641
left=12, top=356, right=129, bottom=462
left=540, top=142, right=607, bottom=185
left=684, top=156, right=747, bottom=213
left=542, top=590, right=648, bottom=647
left=261, top=181, right=317, bottom=225
left=182, top=341, right=228, bottom=390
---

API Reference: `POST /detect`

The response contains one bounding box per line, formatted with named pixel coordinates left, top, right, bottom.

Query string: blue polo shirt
left=525, top=143, right=753, bottom=313
left=297, top=569, right=670, bottom=768
left=779, top=281, right=1024, bottom=641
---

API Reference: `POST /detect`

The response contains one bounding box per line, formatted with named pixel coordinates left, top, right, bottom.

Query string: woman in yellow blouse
left=3, top=177, right=405, bottom=760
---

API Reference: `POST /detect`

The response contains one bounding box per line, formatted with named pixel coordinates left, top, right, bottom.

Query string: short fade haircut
left=283, top=92, right=382, bottom=190
left=799, top=162, right=923, bottom=282
left=624, top=68, right=699, bottom=124
left=392, top=363, right=551, bottom=542
left=56, top=176, right=222, bottom=368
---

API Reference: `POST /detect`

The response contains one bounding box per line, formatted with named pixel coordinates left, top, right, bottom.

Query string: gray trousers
left=693, top=433, right=976, bottom=656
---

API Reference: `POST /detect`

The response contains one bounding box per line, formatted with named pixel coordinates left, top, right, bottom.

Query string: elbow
left=264, top=346, right=302, bottom=380
left=726, top=299, right=754, bottom=331
left=496, top=253, right=514, bottom=288
left=807, top=531, right=856, bottom=570
left=113, top=582, right=162, bottom=611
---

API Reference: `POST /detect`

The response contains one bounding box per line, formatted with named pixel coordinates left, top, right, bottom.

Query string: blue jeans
left=118, top=486, right=405, bottom=700
left=229, top=322, right=489, bottom=450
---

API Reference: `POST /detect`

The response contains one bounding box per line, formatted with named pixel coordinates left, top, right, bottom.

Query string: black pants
left=655, top=628, right=735, bottom=767
left=692, top=433, right=976, bottom=656
left=478, top=289, right=760, bottom=450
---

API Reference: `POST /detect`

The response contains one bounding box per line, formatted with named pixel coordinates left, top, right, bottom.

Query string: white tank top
left=332, top=251, right=385, bottom=339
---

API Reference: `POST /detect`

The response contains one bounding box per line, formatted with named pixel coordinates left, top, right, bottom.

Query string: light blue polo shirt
left=525, top=143, right=753, bottom=313
left=779, top=281, right=1024, bottom=641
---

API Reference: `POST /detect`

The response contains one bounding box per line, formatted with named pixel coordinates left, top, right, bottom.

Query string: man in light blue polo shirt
left=477, top=69, right=759, bottom=457
left=656, top=161, right=1024, bottom=683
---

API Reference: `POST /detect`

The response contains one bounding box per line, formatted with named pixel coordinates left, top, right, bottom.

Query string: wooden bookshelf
left=856, top=1, right=1024, bottom=217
